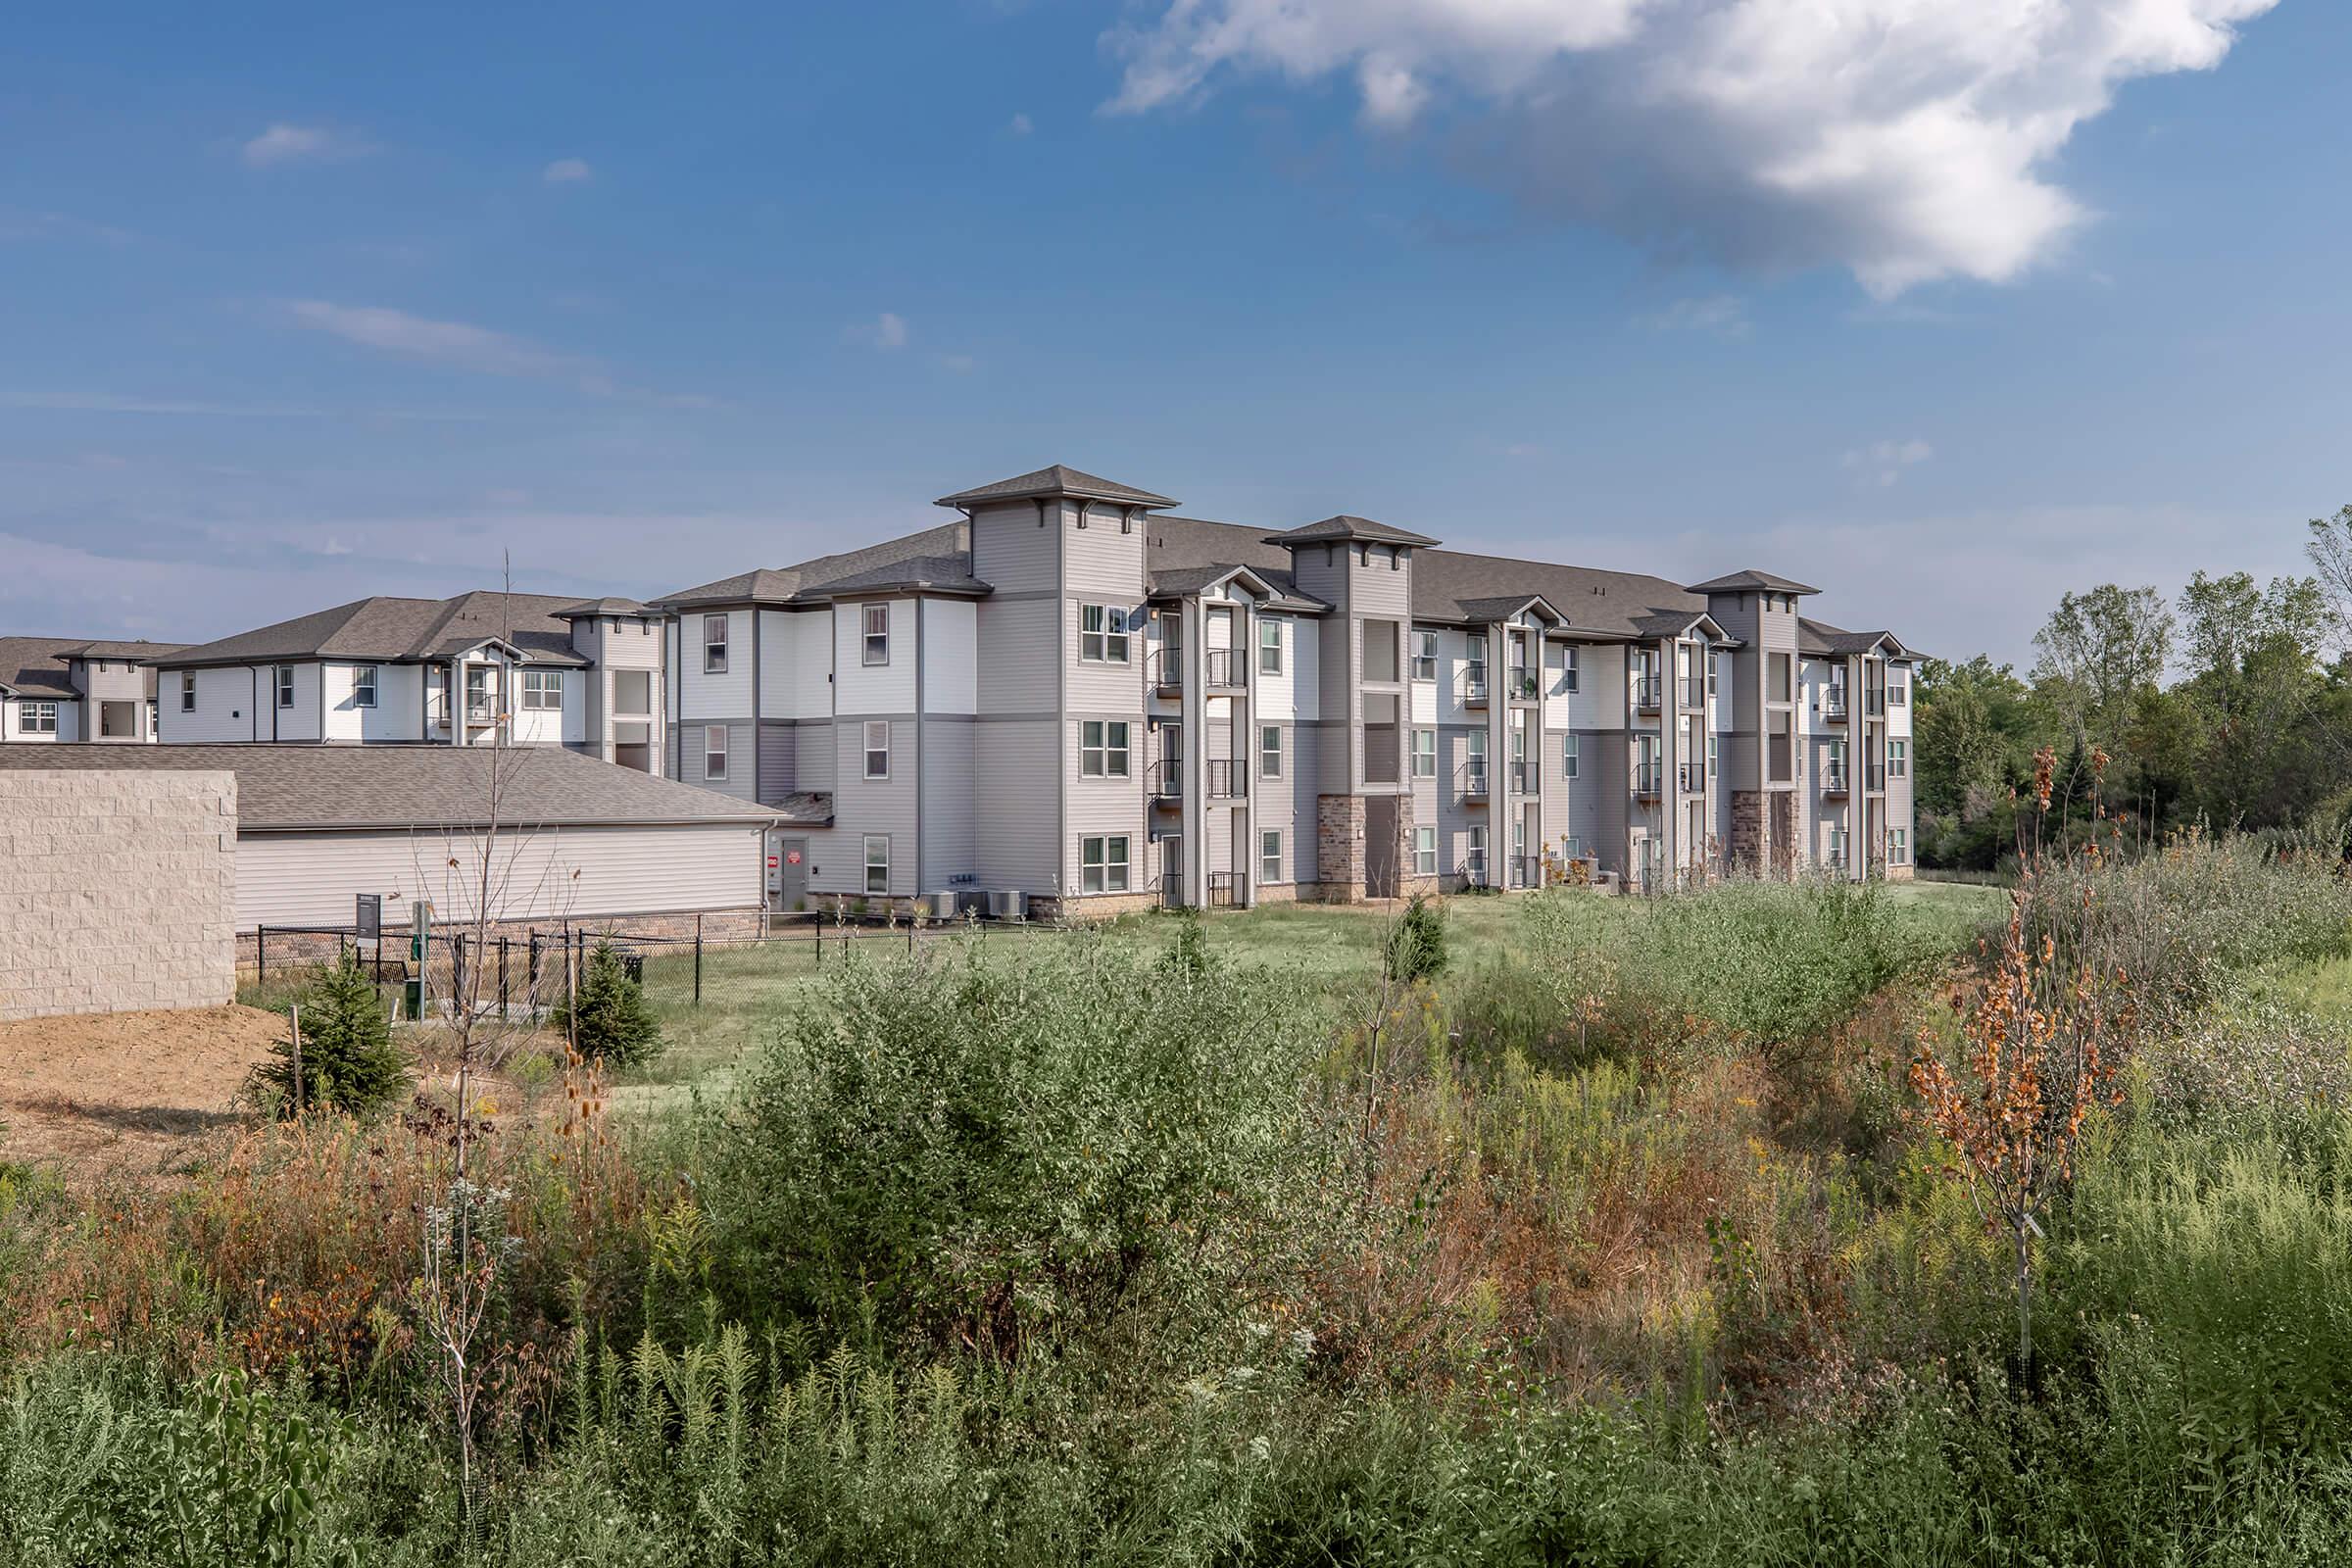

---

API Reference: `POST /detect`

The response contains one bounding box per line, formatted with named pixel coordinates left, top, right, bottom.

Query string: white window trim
left=863, top=719, right=891, bottom=780
left=704, top=723, right=729, bottom=781
left=703, top=614, right=729, bottom=674
left=1079, top=719, right=1131, bottom=779
left=861, top=603, right=890, bottom=666
left=353, top=664, right=378, bottom=709
left=1410, top=630, right=1439, bottom=682
left=1414, top=826, right=1438, bottom=878
left=1562, top=645, right=1581, bottom=694
left=864, top=834, right=892, bottom=895
left=1412, top=728, right=1437, bottom=778
left=275, top=665, right=296, bottom=710
left=179, top=671, right=196, bottom=712
left=1258, top=617, right=1283, bottom=674
left=1561, top=731, right=1579, bottom=779
left=1080, top=605, right=1133, bottom=664
left=1080, top=834, right=1131, bottom=895
left=1259, top=724, right=1282, bottom=781
left=22, top=701, right=58, bottom=734
left=1260, top=828, right=1284, bottom=884
left=521, top=669, right=563, bottom=710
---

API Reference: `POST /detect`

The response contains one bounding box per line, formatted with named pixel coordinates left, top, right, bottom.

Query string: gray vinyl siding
left=975, top=719, right=1057, bottom=888
left=758, top=719, right=797, bottom=803
left=921, top=719, right=978, bottom=889
left=686, top=719, right=756, bottom=801
left=976, top=599, right=1057, bottom=712
left=819, top=718, right=916, bottom=897
left=968, top=501, right=1059, bottom=592
left=795, top=722, right=836, bottom=791
left=1591, top=732, right=1631, bottom=876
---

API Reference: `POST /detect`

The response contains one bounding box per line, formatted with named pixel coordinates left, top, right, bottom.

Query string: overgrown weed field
left=12, top=849, right=2352, bottom=1565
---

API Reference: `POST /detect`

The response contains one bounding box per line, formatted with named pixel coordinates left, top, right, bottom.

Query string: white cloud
left=939, top=353, right=978, bottom=373
left=241, top=122, right=365, bottom=168
left=286, top=301, right=606, bottom=388
left=543, top=158, right=593, bottom=184
left=1106, top=0, right=2278, bottom=295
left=1008, top=113, right=1034, bottom=136
left=1635, top=294, right=1748, bottom=339
left=1841, top=437, right=1936, bottom=488
left=848, top=312, right=910, bottom=351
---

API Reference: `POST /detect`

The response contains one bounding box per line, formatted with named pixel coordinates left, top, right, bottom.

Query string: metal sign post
left=405, top=900, right=431, bottom=1021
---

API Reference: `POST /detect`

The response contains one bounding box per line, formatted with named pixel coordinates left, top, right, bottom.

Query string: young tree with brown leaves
left=1909, top=746, right=2136, bottom=1386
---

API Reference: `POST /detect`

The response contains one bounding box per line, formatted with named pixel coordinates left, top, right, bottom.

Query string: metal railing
left=1867, top=762, right=1886, bottom=791
left=1864, top=689, right=1886, bottom=717
left=1507, top=666, right=1538, bottom=701
left=1205, top=758, right=1250, bottom=798
left=1512, top=856, right=1545, bottom=889
left=1633, top=762, right=1663, bottom=798
left=1821, top=686, right=1848, bottom=720
left=1463, top=665, right=1490, bottom=706
left=1458, top=760, right=1491, bottom=798
left=1204, top=649, right=1247, bottom=690
left=1679, top=761, right=1706, bottom=794
left=1152, top=650, right=1184, bottom=695
left=1507, top=760, right=1536, bottom=795
left=1149, top=760, right=1184, bottom=802
left=1635, top=675, right=1662, bottom=711
left=1821, top=768, right=1849, bottom=797
left=1680, top=678, right=1706, bottom=710
left=1205, top=871, right=1240, bottom=908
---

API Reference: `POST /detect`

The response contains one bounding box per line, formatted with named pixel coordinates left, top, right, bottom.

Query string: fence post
left=694, top=913, right=704, bottom=1006
left=256, top=925, right=267, bottom=987
left=498, top=937, right=509, bottom=1019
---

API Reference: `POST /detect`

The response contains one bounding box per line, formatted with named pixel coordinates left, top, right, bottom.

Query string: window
left=703, top=614, right=729, bottom=674
left=1261, top=829, right=1284, bottom=883
left=1561, top=732, right=1579, bottom=779
left=1258, top=617, right=1283, bottom=674
left=353, top=664, right=378, bottom=709
left=1768, top=652, right=1791, bottom=704
left=1412, top=728, right=1437, bottom=778
left=1414, top=827, right=1438, bottom=877
left=1890, top=828, right=1910, bottom=864
left=521, top=669, right=563, bottom=710
left=863, top=720, right=891, bottom=779
left=1363, top=620, right=1399, bottom=683
left=861, top=604, right=890, bottom=665
left=1081, top=605, right=1132, bottom=663
left=1080, top=719, right=1130, bottom=779
left=1708, top=734, right=1720, bottom=776
left=1260, top=724, right=1282, bottom=781
left=864, top=835, right=891, bottom=894
left=21, top=701, right=57, bottom=734
left=1411, top=630, right=1439, bottom=682
left=180, top=671, right=196, bottom=712
left=1888, top=739, right=1908, bottom=778
left=704, top=724, right=729, bottom=780
left=1561, top=645, right=1580, bottom=694
left=1706, top=651, right=1719, bottom=698
left=1889, top=677, right=1908, bottom=707
left=1828, top=826, right=1847, bottom=863
left=1467, top=825, right=1489, bottom=880
left=1080, top=834, right=1130, bottom=894
left=275, top=665, right=296, bottom=710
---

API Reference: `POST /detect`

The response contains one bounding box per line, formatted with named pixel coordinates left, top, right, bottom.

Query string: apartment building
left=654, top=466, right=1918, bottom=915
left=150, top=592, right=666, bottom=769
left=0, top=638, right=186, bottom=744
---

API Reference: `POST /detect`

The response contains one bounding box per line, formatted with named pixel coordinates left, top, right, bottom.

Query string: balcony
left=1820, top=686, right=1848, bottom=721
left=1507, top=760, right=1536, bottom=796
left=1635, top=675, right=1663, bottom=712
left=1821, top=768, right=1849, bottom=798
left=1206, top=871, right=1241, bottom=908
left=1864, top=689, right=1886, bottom=718
left=1204, top=649, right=1247, bottom=692
left=1507, top=666, right=1539, bottom=703
left=1867, top=762, right=1886, bottom=792
left=1149, top=760, right=1184, bottom=806
left=1680, top=678, right=1706, bottom=710
left=1634, top=762, right=1663, bottom=799
left=464, top=697, right=499, bottom=725
left=1206, top=758, right=1250, bottom=799
left=1457, top=760, right=1490, bottom=800
left=1679, top=762, right=1706, bottom=794
left=1152, top=651, right=1184, bottom=697
left=1462, top=665, right=1490, bottom=708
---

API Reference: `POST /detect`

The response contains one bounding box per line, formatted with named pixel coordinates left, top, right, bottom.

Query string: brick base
left=1316, top=794, right=1367, bottom=903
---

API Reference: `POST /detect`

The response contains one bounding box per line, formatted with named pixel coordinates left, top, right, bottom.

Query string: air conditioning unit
left=988, top=890, right=1028, bottom=922
left=920, top=890, right=959, bottom=920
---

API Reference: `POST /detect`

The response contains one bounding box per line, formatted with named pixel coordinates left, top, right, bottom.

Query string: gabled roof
left=1799, top=618, right=1919, bottom=660
left=554, top=597, right=651, bottom=619
left=651, top=521, right=969, bottom=611
left=0, top=636, right=190, bottom=697
left=0, top=744, right=796, bottom=831
left=1453, top=594, right=1567, bottom=627
left=63, top=639, right=191, bottom=662
left=155, top=593, right=592, bottom=670
left=1629, top=610, right=1736, bottom=644
left=1687, top=568, right=1822, bottom=596
left=1265, top=514, right=1442, bottom=549
left=1143, top=517, right=1332, bottom=612
left=934, top=465, right=1177, bottom=511
left=796, top=556, right=993, bottom=600
left=1148, top=563, right=1283, bottom=603
left=1409, top=548, right=1709, bottom=640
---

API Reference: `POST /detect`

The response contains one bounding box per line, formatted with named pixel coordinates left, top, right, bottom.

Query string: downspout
left=914, top=596, right=925, bottom=899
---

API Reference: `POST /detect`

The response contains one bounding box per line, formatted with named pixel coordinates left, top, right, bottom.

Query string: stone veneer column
left=1730, top=789, right=1768, bottom=877
left=1317, top=794, right=1366, bottom=903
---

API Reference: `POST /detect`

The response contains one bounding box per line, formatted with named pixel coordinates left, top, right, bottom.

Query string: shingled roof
left=934, top=465, right=1178, bottom=511
left=0, top=744, right=819, bottom=830
left=651, top=522, right=969, bottom=610
left=156, top=594, right=592, bottom=670
left=0, top=636, right=190, bottom=698
left=1264, top=514, right=1442, bottom=549
left=1686, top=568, right=1822, bottom=596
left=1799, top=618, right=1919, bottom=660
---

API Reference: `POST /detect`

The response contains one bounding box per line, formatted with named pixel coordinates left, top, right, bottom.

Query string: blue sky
left=1, top=0, right=2334, bottom=665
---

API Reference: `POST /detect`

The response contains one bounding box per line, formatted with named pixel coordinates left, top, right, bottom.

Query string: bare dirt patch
left=0, top=1004, right=287, bottom=1178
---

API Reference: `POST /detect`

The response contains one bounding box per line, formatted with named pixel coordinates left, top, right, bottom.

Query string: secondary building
left=650, top=465, right=1919, bottom=916
left=0, top=637, right=186, bottom=744
left=149, top=592, right=665, bottom=770
left=0, top=744, right=800, bottom=934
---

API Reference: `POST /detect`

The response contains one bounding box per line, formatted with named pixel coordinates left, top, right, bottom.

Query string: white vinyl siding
left=352, top=665, right=377, bottom=708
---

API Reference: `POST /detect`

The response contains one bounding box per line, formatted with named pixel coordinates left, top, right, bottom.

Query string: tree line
left=1915, top=506, right=2352, bottom=868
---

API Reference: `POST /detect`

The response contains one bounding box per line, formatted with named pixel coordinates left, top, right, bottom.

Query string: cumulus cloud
left=543, top=158, right=593, bottom=184
left=1842, top=437, right=1935, bottom=488
left=1105, top=0, right=2278, bottom=294
left=241, top=122, right=366, bottom=168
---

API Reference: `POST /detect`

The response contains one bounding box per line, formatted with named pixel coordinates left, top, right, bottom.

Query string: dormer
left=1262, top=514, right=1440, bottom=612
left=936, top=465, right=1177, bottom=593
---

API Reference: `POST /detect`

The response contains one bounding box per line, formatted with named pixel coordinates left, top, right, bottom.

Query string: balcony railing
left=1864, top=689, right=1886, bottom=717
left=1507, top=760, right=1536, bottom=796
left=1149, top=760, right=1184, bottom=803
left=1821, top=768, right=1849, bottom=797
left=1867, top=762, right=1886, bottom=792
left=1463, top=665, right=1490, bottom=707
left=1634, top=762, right=1662, bottom=799
left=1680, top=678, right=1706, bottom=710
left=1205, top=758, right=1250, bottom=799
left=1457, top=760, right=1490, bottom=800
left=1821, top=686, right=1848, bottom=721
left=1507, top=666, right=1539, bottom=702
left=464, top=697, right=498, bottom=723
left=1635, top=675, right=1663, bottom=711
left=1152, top=650, right=1183, bottom=696
left=1679, top=761, right=1706, bottom=794
left=1512, top=856, right=1545, bottom=890
left=1204, top=649, right=1246, bottom=691
left=1205, top=871, right=1240, bottom=908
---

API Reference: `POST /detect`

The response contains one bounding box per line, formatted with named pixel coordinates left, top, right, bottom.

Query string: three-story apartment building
left=0, top=638, right=186, bottom=744
left=149, top=592, right=666, bottom=769
left=654, top=466, right=1920, bottom=915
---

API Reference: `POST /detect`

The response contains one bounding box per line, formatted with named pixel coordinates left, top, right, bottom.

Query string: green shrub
left=553, top=942, right=662, bottom=1068
left=251, top=953, right=408, bottom=1118
left=703, top=935, right=1326, bottom=1360
left=1382, top=893, right=1447, bottom=985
